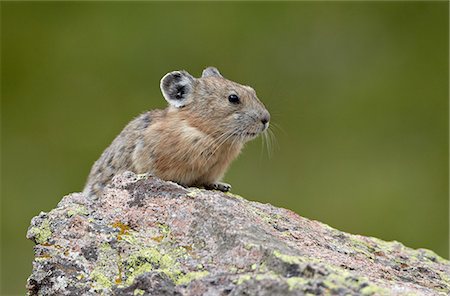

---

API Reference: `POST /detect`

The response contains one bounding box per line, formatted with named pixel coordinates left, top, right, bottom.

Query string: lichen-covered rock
left=27, top=172, right=449, bottom=295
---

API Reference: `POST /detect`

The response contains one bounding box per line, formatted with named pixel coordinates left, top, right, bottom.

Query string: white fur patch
left=179, top=121, right=206, bottom=140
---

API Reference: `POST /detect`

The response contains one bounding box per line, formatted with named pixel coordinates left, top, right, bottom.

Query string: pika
left=84, top=67, right=270, bottom=196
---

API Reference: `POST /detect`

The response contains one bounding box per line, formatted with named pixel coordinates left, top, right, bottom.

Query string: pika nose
left=261, top=113, right=270, bottom=130
left=261, top=112, right=270, bottom=127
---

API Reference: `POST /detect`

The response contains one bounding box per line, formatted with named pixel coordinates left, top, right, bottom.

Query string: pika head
left=160, top=67, right=270, bottom=142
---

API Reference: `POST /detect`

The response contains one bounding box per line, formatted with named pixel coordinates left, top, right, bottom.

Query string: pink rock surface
left=26, top=172, right=449, bottom=295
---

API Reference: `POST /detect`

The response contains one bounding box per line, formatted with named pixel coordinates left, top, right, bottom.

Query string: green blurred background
left=1, top=2, right=448, bottom=294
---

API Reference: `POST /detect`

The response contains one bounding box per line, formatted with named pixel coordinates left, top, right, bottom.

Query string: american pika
left=84, top=67, right=270, bottom=196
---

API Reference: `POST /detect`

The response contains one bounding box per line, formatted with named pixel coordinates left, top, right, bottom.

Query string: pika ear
left=160, top=70, right=195, bottom=108
left=202, top=67, right=223, bottom=78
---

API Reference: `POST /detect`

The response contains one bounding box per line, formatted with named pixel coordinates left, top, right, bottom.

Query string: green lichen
left=187, top=188, right=201, bottom=198
left=224, top=192, right=245, bottom=200
left=255, top=272, right=281, bottom=282
left=286, top=276, right=309, bottom=290
left=325, top=272, right=388, bottom=295
left=281, top=231, right=293, bottom=238
left=91, top=243, right=120, bottom=290
left=247, top=206, right=285, bottom=232
left=121, top=231, right=137, bottom=244
left=272, top=250, right=388, bottom=295
left=125, top=262, right=153, bottom=285
left=352, top=236, right=407, bottom=261
left=273, top=250, right=305, bottom=265
left=123, top=246, right=208, bottom=287
left=114, top=221, right=206, bottom=288
left=244, top=243, right=257, bottom=250
left=133, top=289, right=145, bottom=296
left=273, top=249, right=336, bottom=270
left=367, top=236, right=400, bottom=249
left=91, top=270, right=113, bottom=290
left=66, top=205, right=88, bottom=217
left=236, top=272, right=279, bottom=285
left=417, top=248, right=447, bottom=264
left=435, top=270, right=450, bottom=292
left=136, top=174, right=148, bottom=180
left=158, top=223, right=171, bottom=236
left=176, top=271, right=209, bottom=285
left=124, top=247, right=179, bottom=283
left=29, top=219, right=52, bottom=244
left=359, top=284, right=388, bottom=295
left=319, top=278, right=338, bottom=291
left=349, top=234, right=450, bottom=291
left=259, top=262, right=268, bottom=272
left=236, top=271, right=357, bottom=293
left=251, top=207, right=274, bottom=224
left=346, top=236, right=378, bottom=259
left=236, top=274, right=252, bottom=285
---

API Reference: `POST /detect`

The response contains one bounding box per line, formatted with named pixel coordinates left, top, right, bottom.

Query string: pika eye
left=228, top=94, right=240, bottom=104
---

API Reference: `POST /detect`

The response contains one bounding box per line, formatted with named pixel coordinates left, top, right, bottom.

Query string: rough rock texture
left=27, top=172, right=449, bottom=295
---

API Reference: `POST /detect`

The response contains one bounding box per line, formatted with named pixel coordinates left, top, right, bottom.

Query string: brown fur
left=84, top=67, right=270, bottom=196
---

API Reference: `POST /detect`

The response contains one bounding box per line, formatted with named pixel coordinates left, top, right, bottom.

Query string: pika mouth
left=245, top=132, right=258, bottom=137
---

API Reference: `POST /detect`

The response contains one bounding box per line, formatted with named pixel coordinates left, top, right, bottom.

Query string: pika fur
left=84, top=67, right=270, bottom=196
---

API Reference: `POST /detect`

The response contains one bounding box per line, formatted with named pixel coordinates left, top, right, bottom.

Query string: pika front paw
left=205, top=182, right=232, bottom=192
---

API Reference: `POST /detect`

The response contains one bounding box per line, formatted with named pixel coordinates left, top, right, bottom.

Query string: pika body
left=84, top=67, right=270, bottom=196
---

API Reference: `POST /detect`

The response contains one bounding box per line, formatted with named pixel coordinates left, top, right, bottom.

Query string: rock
left=26, top=172, right=449, bottom=296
